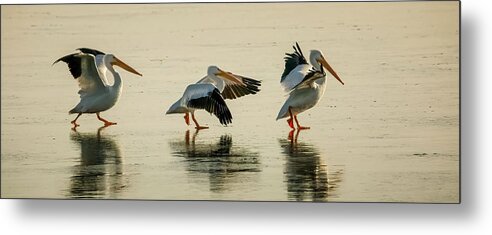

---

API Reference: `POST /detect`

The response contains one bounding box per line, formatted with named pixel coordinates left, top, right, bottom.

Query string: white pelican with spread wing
left=54, top=48, right=142, bottom=127
left=276, top=43, right=344, bottom=129
left=166, top=66, right=261, bottom=129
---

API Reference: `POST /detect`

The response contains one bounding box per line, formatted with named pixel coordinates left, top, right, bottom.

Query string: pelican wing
left=281, top=42, right=308, bottom=83
left=197, top=75, right=220, bottom=88
left=290, top=67, right=326, bottom=90
left=197, top=74, right=261, bottom=100
left=77, top=48, right=105, bottom=56
left=281, top=64, right=311, bottom=92
left=184, top=84, right=233, bottom=125
left=54, top=53, right=107, bottom=98
left=221, top=73, right=261, bottom=100
left=93, top=54, right=110, bottom=87
left=77, top=48, right=110, bottom=86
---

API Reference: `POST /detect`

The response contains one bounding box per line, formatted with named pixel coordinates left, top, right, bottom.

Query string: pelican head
left=207, top=65, right=244, bottom=85
left=309, top=50, right=344, bottom=85
left=106, top=54, right=143, bottom=76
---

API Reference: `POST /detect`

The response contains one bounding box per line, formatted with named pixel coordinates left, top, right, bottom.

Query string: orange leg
left=294, top=115, right=310, bottom=130
left=71, top=113, right=82, bottom=127
left=96, top=112, right=117, bottom=126
left=191, top=113, right=209, bottom=130
left=288, top=129, right=295, bottom=141
left=288, top=129, right=301, bottom=143
left=287, top=107, right=294, bottom=129
left=184, top=113, right=190, bottom=126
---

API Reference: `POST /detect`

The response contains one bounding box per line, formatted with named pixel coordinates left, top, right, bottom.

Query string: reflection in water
left=169, top=130, right=260, bottom=193
left=68, top=126, right=126, bottom=198
left=279, top=130, right=342, bottom=201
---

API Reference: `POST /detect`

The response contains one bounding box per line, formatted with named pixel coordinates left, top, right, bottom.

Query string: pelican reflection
left=169, top=130, right=260, bottom=193
left=68, top=126, right=127, bottom=198
left=279, top=130, right=342, bottom=201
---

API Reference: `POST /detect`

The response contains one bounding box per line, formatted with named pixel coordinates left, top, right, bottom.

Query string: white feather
left=70, top=54, right=123, bottom=114
left=166, top=83, right=217, bottom=114
left=76, top=54, right=107, bottom=98
left=196, top=75, right=225, bottom=92
left=94, top=54, right=110, bottom=87
left=280, top=64, right=311, bottom=92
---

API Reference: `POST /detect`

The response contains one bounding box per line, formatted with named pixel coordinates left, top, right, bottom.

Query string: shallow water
left=1, top=2, right=459, bottom=202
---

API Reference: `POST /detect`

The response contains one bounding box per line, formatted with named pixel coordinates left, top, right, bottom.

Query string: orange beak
left=318, top=57, right=344, bottom=85
left=217, top=69, right=245, bottom=85
left=112, top=57, right=143, bottom=76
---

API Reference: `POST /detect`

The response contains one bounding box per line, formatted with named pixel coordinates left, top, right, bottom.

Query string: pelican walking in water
left=166, top=66, right=261, bottom=129
left=276, top=43, right=344, bottom=129
left=54, top=48, right=142, bottom=128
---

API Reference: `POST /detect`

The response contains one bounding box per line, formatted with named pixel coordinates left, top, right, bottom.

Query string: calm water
left=1, top=2, right=459, bottom=202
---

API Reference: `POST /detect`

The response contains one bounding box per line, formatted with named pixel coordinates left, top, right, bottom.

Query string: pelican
left=276, top=43, right=344, bottom=129
left=54, top=48, right=142, bottom=127
left=166, top=65, right=261, bottom=129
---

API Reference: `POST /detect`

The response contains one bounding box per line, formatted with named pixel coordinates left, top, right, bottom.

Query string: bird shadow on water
left=168, top=130, right=260, bottom=193
left=68, top=126, right=127, bottom=199
left=279, top=130, right=343, bottom=202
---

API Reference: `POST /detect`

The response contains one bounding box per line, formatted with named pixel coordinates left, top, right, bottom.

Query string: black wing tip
left=188, top=88, right=233, bottom=126
left=283, top=53, right=295, bottom=62
left=286, top=42, right=306, bottom=61
left=77, top=48, right=106, bottom=55
left=221, top=75, right=261, bottom=99
left=295, top=42, right=301, bottom=50
left=243, top=78, right=262, bottom=93
left=53, top=53, right=76, bottom=65
left=294, top=42, right=304, bottom=57
left=219, top=112, right=233, bottom=126
left=212, top=89, right=233, bottom=126
left=281, top=42, right=307, bottom=80
left=211, top=88, right=233, bottom=125
left=242, top=77, right=262, bottom=85
left=292, top=67, right=324, bottom=90
left=53, top=53, right=82, bottom=79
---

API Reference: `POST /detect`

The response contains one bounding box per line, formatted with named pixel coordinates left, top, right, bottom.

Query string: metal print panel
left=0, top=1, right=460, bottom=202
